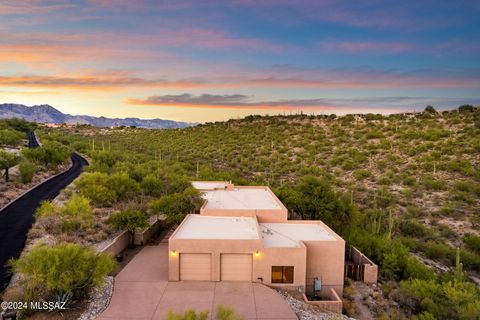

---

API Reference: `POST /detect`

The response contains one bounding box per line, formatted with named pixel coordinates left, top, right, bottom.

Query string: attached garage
left=221, top=254, right=252, bottom=281
left=180, top=253, right=211, bottom=281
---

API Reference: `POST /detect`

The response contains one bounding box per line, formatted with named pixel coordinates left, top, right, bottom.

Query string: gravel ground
left=277, top=290, right=356, bottom=320
left=78, top=276, right=114, bottom=320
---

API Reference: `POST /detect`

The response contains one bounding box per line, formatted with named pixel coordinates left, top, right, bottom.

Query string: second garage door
left=180, top=253, right=211, bottom=281
left=221, top=254, right=252, bottom=281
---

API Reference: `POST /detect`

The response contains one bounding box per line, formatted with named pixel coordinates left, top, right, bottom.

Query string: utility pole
left=196, top=161, right=199, bottom=179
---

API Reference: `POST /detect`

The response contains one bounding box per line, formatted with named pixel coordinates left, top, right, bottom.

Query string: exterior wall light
left=254, top=250, right=260, bottom=257
left=170, top=250, right=178, bottom=257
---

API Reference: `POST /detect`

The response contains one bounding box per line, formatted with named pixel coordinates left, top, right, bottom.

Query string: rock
left=78, top=276, right=114, bottom=320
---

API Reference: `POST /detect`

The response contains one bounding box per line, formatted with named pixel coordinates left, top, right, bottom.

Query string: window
left=271, top=266, right=294, bottom=283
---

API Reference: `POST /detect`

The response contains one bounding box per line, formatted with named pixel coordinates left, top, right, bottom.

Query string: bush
left=22, top=140, right=71, bottom=167
left=400, top=220, right=430, bottom=238
left=165, top=309, right=209, bottom=320
left=35, top=195, right=94, bottom=232
left=422, top=176, right=444, bottom=191
left=463, top=234, right=480, bottom=254
left=399, top=278, right=480, bottom=319
left=107, top=209, right=149, bottom=244
left=424, top=106, right=437, bottom=114
left=150, top=188, right=201, bottom=224
left=458, top=104, right=474, bottom=112
left=404, top=257, right=435, bottom=280
left=19, top=160, right=36, bottom=183
left=10, top=243, right=116, bottom=301
left=76, top=171, right=139, bottom=206
left=164, top=305, right=243, bottom=320
left=0, top=128, right=23, bottom=146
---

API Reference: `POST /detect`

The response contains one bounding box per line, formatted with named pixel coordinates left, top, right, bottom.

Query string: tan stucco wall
left=287, top=220, right=345, bottom=296
left=349, top=246, right=378, bottom=284
left=200, top=208, right=287, bottom=222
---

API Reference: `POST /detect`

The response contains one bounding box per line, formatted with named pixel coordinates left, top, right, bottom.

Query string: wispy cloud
left=0, top=75, right=211, bottom=90
left=127, top=93, right=480, bottom=111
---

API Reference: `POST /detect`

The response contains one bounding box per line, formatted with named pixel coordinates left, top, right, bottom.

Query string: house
left=168, top=181, right=345, bottom=300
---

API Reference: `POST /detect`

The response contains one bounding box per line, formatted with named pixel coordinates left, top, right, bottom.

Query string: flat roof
left=260, top=223, right=335, bottom=248
left=172, top=215, right=259, bottom=240
left=203, top=188, right=282, bottom=210
left=192, top=181, right=228, bottom=190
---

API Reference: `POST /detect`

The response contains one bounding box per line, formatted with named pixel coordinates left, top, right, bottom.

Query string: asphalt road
left=0, top=133, right=88, bottom=291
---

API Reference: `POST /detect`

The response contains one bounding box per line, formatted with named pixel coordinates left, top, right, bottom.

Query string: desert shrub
left=421, top=241, right=451, bottom=262
left=108, top=172, right=140, bottom=199
left=404, top=256, right=435, bottom=280
left=19, top=160, right=36, bottom=183
left=35, top=195, right=94, bottom=232
left=0, top=150, right=20, bottom=182
left=61, top=195, right=95, bottom=231
left=277, top=175, right=360, bottom=234
left=165, top=309, right=209, bottom=320
left=10, top=243, right=116, bottom=302
left=403, top=176, right=416, bottom=186
left=458, top=104, right=474, bottom=112
left=422, top=176, right=444, bottom=191
left=76, top=171, right=138, bottom=206
left=22, top=140, right=70, bottom=167
left=140, top=173, right=165, bottom=196
left=424, top=105, right=437, bottom=113
left=149, top=188, right=202, bottom=224
left=0, top=128, right=23, bottom=146
left=353, top=169, right=370, bottom=180
left=463, top=235, right=480, bottom=254
left=400, top=220, right=430, bottom=238
left=398, top=278, right=480, bottom=319
left=107, top=209, right=149, bottom=244
left=216, top=304, right=243, bottom=320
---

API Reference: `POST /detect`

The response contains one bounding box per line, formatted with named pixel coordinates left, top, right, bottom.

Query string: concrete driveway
left=98, top=243, right=297, bottom=320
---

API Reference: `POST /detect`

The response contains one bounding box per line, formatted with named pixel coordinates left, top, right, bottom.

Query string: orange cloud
left=0, top=75, right=212, bottom=91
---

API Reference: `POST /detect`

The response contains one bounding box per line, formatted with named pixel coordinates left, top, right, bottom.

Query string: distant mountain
left=0, top=103, right=194, bottom=129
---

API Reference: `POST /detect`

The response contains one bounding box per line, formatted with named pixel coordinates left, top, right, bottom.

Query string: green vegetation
left=0, top=149, right=20, bottom=182
left=165, top=305, right=243, bottom=320
left=26, top=106, right=479, bottom=318
left=35, top=195, right=95, bottom=232
left=107, top=209, right=149, bottom=244
left=18, top=160, right=36, bottom=183
left=149, top=187, right=202, bottom=223
left=10, top=243, right=116, bottom=305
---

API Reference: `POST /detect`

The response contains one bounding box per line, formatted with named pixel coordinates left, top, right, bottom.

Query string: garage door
left=221, top=254, right=252, bottom=281
left=180, top=253, right=211, bottom=281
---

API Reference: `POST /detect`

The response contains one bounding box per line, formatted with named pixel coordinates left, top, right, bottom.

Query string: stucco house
left=168, top=181, right=345, bottom=300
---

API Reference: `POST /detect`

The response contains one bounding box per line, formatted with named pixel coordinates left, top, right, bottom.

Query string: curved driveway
left=0, top=152, right=88, bottom=291
left=98, top=243, right=297, bottom=320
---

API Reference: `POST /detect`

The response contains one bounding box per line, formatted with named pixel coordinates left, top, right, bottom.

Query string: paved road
left=0, top=143, right=88, bottom=291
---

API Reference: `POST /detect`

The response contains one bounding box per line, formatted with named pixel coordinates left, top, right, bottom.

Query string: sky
left=0, top=0, right=480, bottom=123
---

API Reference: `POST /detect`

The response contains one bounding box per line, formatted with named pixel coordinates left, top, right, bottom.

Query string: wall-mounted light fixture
left=170, top=250, right=178, bottom=257
left=254, top=250, right=260, bottom=257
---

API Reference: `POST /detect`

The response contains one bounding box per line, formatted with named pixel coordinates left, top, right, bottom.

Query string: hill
left=28, top=106, right=480, bottom=318
left=0, top=103, right=193, bottom=129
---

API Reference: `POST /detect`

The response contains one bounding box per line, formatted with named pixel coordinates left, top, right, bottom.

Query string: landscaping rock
left=78, top=276, right=114, bottom=320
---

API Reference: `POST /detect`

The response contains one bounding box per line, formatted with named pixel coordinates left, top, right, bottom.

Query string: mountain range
left=0, top=103, right=193, bottom=129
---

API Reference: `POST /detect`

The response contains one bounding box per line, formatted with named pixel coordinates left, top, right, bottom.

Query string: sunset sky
left=1, top=0, right=479, bottom=122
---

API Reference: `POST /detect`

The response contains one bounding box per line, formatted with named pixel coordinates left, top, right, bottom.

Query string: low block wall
left=302, top=288, right=343, bottom=313
left=134, top=219, right=162, bottom=246
left=100, top=220, right=163, bottom=256
left=348, top=246, right=378, bottom=284
left=100, top=231, right=130, bottom=256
